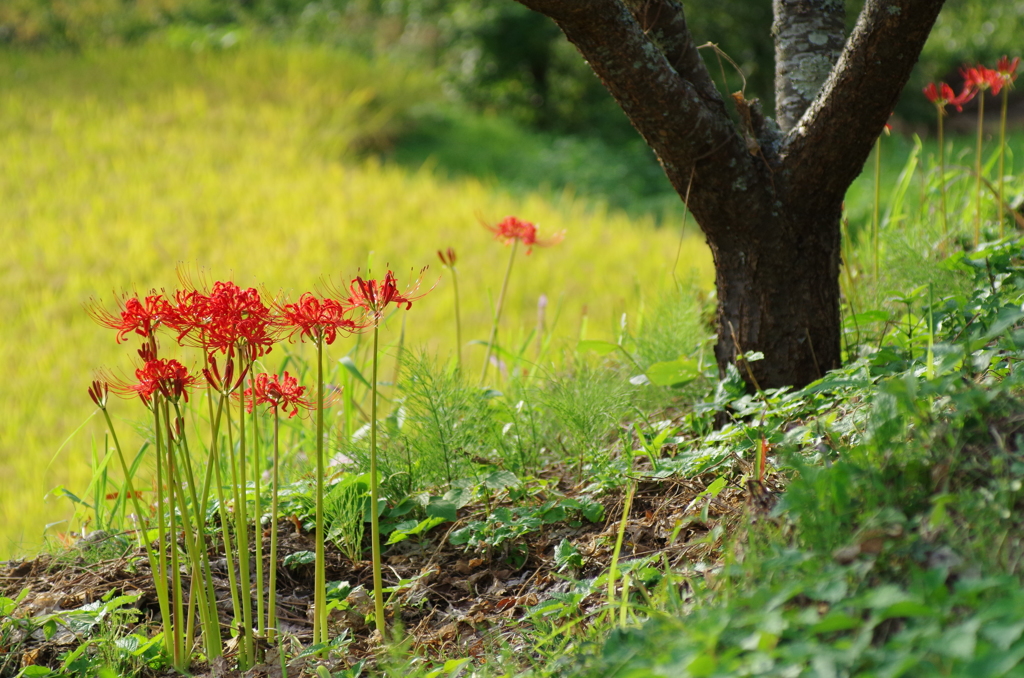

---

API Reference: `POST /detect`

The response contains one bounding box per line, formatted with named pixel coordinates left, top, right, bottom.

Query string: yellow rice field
left=0, top=45, right=712, bottom=559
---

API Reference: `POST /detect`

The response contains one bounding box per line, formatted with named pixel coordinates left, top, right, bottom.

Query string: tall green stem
left=251, top=399, right=265, bottom=640
left=235, top=370, right=255, bottom=668
left=451, top=267, right=463, bottom=371
left=98, top=406, right=170, bottom=649
left=998, top=88, right=1009, bottom=238
left=267, top=410, right=281, bottom=644
left=480, top=239, right=519, bottom=386
left=314, top=337, right=327, bottom=648
left=369, top=323, right=386, bottom=635
left=974, top=91, right=986, bottom=245
left=937, top=109, right=949, bottom=249
left=873, top=134, right=882, bottom=279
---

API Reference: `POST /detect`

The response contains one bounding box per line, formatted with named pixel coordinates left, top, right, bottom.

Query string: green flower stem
left=251, top=400, right=265, bottom=640
left=217, top=395, right=243, bottom=637
left=873, top=133, right=882, bottom=279
left=974, top=90, right=986, bottom=245
left=267, top=408, right=281, bottom=644
left=198, top=391, right=231, bottom=655
left=314, top=336, right=328, bottom=649
left=98, top=405, right=171, bottom=658
left=162, top=399, right=186, bottom=669
left=480, top=238, right=519, bottom=386
left=369, top=322, right=386, bottom=635
left=168, top=403, right=210, bottom=658
left=998, top=88, right=1009, bottom=238
left=172, top=401, right=222, bottom=660
left=151, top=396, right=179, bottom=666
left=450, top=266, right=463, bottom=371
left=235, top=369, right=255, bottom=668
left=937, top=107, right=949, bottom=248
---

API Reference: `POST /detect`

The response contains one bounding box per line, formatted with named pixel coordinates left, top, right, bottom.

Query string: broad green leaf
left=386, top=516, right=446, bottom=545
left=645, top=357, right=700, bottom=387
left=812, top=612, right=862, bottom=634
left=484, top=470, right=520, bottom=491
left=284, top=550, right=316, bottom=567
left=577, top=339, right=621, bottom=356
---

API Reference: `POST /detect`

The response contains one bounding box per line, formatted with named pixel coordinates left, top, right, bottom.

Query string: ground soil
left=0, top=468, right=780, bottom=677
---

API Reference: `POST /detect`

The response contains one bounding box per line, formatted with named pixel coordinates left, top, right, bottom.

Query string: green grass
left=0, top=43, right=712, bottom=560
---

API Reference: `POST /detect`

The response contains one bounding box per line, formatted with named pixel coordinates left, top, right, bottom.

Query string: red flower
left=88, top=293, right=172, bottom=343
left=962, top=64, right=1003, bottom=96
left=273, top=293, right=363, bottom=345
left=245, top=371, right=311, bottom=418
left=167, top=282, right=276, bottom=359
left=996, top=56, right=1020, bottom=88
left=923, top=81, right=975, bottom=113
left=484, top=216, right=564, bottom=255
left=345, top=270, right=432, bottom=322
left=108, top=358, right=198, bottom=405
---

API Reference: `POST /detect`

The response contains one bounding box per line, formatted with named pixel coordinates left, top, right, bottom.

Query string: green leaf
left=879, top=600, right=932, bottom=620
left=812, top=612, right=862, bottom=634
left=484, top=470, right=520, bottom=491
left=645, top=357, right=700, bottom=387
left=577, top=339, right=622, bottom=356
left=449, top=525, right=475, bottom=546
left=426, top=498, right=459, bottom=522
left=284, top=550, right=316, bottom=567
left=386, top=516, right=446, bottom=545
left=338, top=356, right=372, bottom=390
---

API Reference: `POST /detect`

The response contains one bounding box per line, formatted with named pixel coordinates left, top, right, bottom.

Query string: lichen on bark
left=773, top=0, right=846, bottom=132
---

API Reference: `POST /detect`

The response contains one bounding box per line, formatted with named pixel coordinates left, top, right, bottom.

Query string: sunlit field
left=0, top=45, right=713, bottom=559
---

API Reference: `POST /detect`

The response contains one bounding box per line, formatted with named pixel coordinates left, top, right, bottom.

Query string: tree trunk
left=514, top=0, right=946, bottom=389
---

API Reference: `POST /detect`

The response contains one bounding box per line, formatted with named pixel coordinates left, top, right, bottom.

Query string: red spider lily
left=273, top=293, right=364, bottom=345
left=923, top=81, right=975, bottom=113
left=437, top=247, right=457, bottom=268
left=87, top=293, right=172, bottom=343
left=244, top=371, right=312, bottom=418
left=484, top=216, right=564, bottom=255
left=962, top=64, right=1004, bottom=96
left=167, top=282, right=276, bottom=359
left=108, top=358, right=198, bottom=405
left=345, top=270, right=432, bottom=322
left=996, top=56, right=1020, bottom=87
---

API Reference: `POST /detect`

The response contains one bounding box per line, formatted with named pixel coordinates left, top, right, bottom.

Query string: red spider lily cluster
left=924, top=55, right=1020, bottom=111
left=484, top=215, right=565, bottom=255
left=89, top=269, right=429, bottom=408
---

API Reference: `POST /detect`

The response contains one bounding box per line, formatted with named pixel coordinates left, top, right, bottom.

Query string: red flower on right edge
left=996, top=56, right=1020, bottom=88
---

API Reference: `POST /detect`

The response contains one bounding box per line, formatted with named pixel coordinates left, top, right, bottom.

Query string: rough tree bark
left=513, top=0, right=947, bottom=389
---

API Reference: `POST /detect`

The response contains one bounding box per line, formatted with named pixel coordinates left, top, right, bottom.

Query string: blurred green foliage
left=2, top=0, right=1020, bottom=133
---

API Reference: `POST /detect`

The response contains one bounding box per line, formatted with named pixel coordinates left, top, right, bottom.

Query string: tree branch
left=514, top=0, right=764, bottom=230
left=783, top=0, right=946, bottom=207
left=772, top=0, right=846, bottom=133
left=621, top=0, right=723, bottom=108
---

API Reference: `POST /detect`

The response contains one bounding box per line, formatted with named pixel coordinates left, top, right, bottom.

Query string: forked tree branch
left=783, top=0, right=946, bottom=208
left=514, top=0, right=765, bottom=229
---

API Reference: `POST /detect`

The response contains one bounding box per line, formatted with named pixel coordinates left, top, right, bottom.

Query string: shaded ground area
left=0, top=469, right=780, bottom=676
